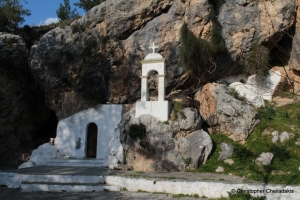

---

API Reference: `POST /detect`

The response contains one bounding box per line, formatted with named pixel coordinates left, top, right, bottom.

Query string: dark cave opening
left=32, top=110, right=58, bottom=149
left=269, top=24, right=295, bottom=66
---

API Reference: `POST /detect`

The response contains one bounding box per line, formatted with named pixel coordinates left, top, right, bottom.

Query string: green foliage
left=270, top=145, right=290, bottom=161
left=183, top=157, right=192, bottom=166
left=228, top=191, right=265, bottom=200
left=258, top=105, right=276, bottom=120
left=227, top=88, right=247, bottom=102
left=172, top=193, right=200, bottom=198
left=56, top=0, right=79, bottom=21
left=74, top=0, right=105, bottom=12
left=244, top=45, right=270, bottom=76
left=0, top=0, right=30, bottom=32
left=171, top=101, right=184, bottom=121
left=71, top=21, right=82, bottom=33
left=128, top=123, right=146, bottom=140
left=179, top=0, right=227, bottom=79
left=179, top=23, right=212, bottom=75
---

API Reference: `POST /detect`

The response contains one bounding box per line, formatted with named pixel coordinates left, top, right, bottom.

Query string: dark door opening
left=87, top=123, right=97, bottom=158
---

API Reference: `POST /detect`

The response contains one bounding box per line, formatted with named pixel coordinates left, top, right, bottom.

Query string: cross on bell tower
left=149, top=42, right=159, bottom=53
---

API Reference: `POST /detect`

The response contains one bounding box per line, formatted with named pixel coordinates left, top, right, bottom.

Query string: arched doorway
left=86, top=123, right=97, bottom=158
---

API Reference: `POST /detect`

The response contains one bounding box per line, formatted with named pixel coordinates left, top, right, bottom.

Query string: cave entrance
left=86, top=123, right=98, bottom=158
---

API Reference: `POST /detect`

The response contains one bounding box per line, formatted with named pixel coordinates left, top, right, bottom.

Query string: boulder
left=279, top=132, right=289, bottom=143
left=216, top=166, right=224, bottom=173
left=107, top=134, right=124, bottom=170
left=218, top=142, right=234, bottom=161
left=255, top=152, right=274, bottom=166
left=18, top=143, right=68, bottom=169
left=195, top=83, right=259, bottom=142
left=118, top=108, right=212, bottom=171
left=224, top=69, right=283, bottom=107
left=271, top=66, right=300, bottom=95
left=271, top=131, right=279, bottom=143
left=224, top=159, right=234, bottom=165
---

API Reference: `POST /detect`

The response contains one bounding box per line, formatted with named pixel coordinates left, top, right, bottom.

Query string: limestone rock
left=255, top=152, right=274, bottom=166
left=279, top=132, right=289, bottom=143
left=219, top=0, right=296, bottom=60
left=289, top=0, right=300, bottom=71
left=0, top=33, right=55, bottom=166
left=118, top=108, right=211, bottom=171
left=216, top=166, right=224, bottom=173
left=261, top=128, right=272, bottom=136
left=18, top=143, right=67, bottom=169
left=218, top=142, right=234, bottom=161
left=224, top=159, right=234, bottom=165
left=195, top=83, right=259, bottom=142
left=271, top=131, right=279, bottom=143
left=177, top=108, right=202, bottom=130
left=29, top=0, right=296, bottom=119
left=223, top=69, right=283, bottom=107
left=178, top=130, right=213, bottom=168
left=271, top=66, right=300, bottom=95
left=107, top=134, right=124, bottom=170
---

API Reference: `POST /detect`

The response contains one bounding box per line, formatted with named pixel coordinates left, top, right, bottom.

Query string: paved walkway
left=0, top=166, right=247, bottom=183
left=0, top=188, right=207, bottom=200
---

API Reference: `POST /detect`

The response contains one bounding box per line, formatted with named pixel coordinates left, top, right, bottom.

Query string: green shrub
left=228, top=191, right=265, bottom=200
left=258, top=105, right=276, bottom=120
left=233, top=145, right=254, bottom=161
left=179, top=0, right=228, bottom=80
left=244, top=45, right=270, bottom=76
left=128, top=123, right=146, bottom=140
left=171, top=101, right=184, bottom=121
left=270, top=145, right=290, bottom=161
left=227, top=88, right=247, bottom=102
left=183, top=157, right=192, bottom=166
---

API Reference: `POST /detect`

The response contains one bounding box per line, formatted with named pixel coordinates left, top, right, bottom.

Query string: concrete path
left=0, top=188, right=207, bottom=200
left=0, top=166, right=299, bottom=200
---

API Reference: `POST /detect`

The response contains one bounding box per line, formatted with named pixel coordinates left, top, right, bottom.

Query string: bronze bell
left=149, top=80, right=156, bottom=90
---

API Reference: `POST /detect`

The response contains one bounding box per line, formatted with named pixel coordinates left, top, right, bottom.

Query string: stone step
left=22, top=174, right=106, bottom=184
left=44, top=159, right=107, bottom=167
left=20, top=182, right=120, bottom=192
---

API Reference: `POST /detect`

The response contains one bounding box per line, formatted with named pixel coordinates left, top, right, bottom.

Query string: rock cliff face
left=29, top=0, right=297, bottom=119
left=0, top=33, right=56, bottom=166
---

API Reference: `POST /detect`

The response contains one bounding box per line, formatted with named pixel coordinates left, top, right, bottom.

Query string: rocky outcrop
left=220, top=0, right=296, bottom=59
left=289, top=0, right=300, bottom=70
left=271, top=66, right=300, bottom=95
left=0, top=33, right=56, bottom=166
left=29, top=0, right=296, bottom=119
left=18, top=143, right=68, bottom=169
left=195, top=83, right=259, bottom=142
left=118, top=108, right=212, bottom=171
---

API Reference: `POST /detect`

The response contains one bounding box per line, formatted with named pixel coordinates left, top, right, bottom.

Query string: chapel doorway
left=87, top=123, right=97, bottom=158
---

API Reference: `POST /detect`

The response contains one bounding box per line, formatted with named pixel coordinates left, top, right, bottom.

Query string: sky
left=20, top=0, right=85, bottom=26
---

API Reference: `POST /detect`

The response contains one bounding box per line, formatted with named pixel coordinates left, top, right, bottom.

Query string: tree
left=0, top=0, right=31, bottom=32
left=56, top=0, right=79, bottom=21
left=74, top=0, right=105, bottom=12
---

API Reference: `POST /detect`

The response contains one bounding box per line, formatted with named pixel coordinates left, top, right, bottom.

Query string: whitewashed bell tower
left=135, top=42, right=170, bottom=121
